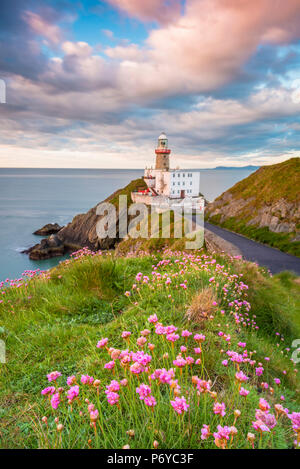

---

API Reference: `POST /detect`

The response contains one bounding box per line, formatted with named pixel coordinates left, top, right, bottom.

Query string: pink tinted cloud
left=23, top=11, right=62, bottom=45
left=140, top=0, right=300, bottom=93
left=106, top=0, right=182, bottom=23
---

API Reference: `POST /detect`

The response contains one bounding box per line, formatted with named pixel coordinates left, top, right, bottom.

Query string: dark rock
left=24, top=178, right=147, bottom=260
left=23, top=235, right=67, bottom=260
left=33, top=223, right=63, bottom=236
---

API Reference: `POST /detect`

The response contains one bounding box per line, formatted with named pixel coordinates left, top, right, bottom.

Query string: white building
left=132, top=133, right=203, bottom=210
left=146, top=169, right=200, bottom=199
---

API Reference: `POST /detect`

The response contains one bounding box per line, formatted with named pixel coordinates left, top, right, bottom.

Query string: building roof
left=158, top=132, right=167, bottom=140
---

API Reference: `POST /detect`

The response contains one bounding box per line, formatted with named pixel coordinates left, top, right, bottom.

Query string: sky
left=0, top=0, right=300, bottom=169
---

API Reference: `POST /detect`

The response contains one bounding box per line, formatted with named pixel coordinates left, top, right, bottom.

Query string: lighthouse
left=131, top=132, right=202, bottom=209
left=155, top=132, right=171, bottom=171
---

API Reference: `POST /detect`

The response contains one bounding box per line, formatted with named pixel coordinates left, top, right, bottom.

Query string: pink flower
left=148, top=314, right=158, bottom=324
left=41, top=386, right=55, bottom=396
left=106, top=380, right=120, bottom=392
left=155, top=368, right=174, bottom=384
left=222, top=360, right=228, bottom=367
left=106, top=391, right=119, bottom=405
left=130, top=362, right=145, bottom=374
left=90, top=409, right=99, bottom=422
left=67, top=385, right=79, bottom=402
left=81, top=374, right=94, bottom=385
left=180, top=346, right=187, bottom=353
left=239, top=387, right=250, bottom=397
left=132, top=350, right=152, bottom=366
left=50, top=392, right=60, bottom=409
left=144, top=396, right=157, bottom=407
left=47, top=371, right=62, bottom=382
left=181, top=330, right=192, bottom=338
left=171, top=396, right=189, bottom=415
left=122, top=331, right=131, bottom=339
left=194, top=347, right=201, bottom=354
left=255, top=410, right=277, bottom=429
left=201, top=424, right=210, bottom=440
left=104, top=360, right=115, bottom=370
left=259, top=398, right=270, bottom=412
left=255, top=366, right=264, bottom=377
left=155, top=325, right=166, bottom=335
left=213, top=425, right=231, bottom=445
left=238, top=342, right=246, bottom=348
left=186, top=356, right=194, bottom=365
left=136, top=384, right=152, bottom=400
left=165, top=332, right=179, bottom=342
left=137, top=336, right=147, bottom=346
left=213, top=402, right=226, bottom=417
left=67, top=375, right=76, bottom=386
left=288, top=412, right=300, bottom=432
left=173, top=356, right=186, bottom=368
left=274, top=378, right=281, bottom=385
left=196, top=379, right=210, bottom=393
left=194, top=334, right=205, bottom=342
left=235, top=371, right=249, bottom=383
left=97, top=338, right=108, bottom=348
left=252, top=420, right=270, bottom=433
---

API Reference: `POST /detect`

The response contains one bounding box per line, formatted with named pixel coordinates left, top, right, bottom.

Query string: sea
left=0, top=167, right=256, bottom=281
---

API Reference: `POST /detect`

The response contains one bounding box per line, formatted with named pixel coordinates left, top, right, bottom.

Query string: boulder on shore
left=33, top=223, right=63, bottom=236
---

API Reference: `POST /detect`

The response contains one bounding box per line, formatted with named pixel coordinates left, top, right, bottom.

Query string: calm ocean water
left=0, top=167, right=255, bottom=281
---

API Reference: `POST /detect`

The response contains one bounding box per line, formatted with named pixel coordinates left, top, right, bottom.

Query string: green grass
left=226, top=157, right=300, bottom=205
left=0, top=249, right=299, bottom=449
left=207, top=215, right=300, bottom=257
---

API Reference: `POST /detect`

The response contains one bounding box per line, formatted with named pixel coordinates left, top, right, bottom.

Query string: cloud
left=105, top=44, right=144, bottom=61
left=1, top=0, right=300, bottom=168
left=23, top=10, right=63, bottom=45
left=105, top=0, right=182, bottom=23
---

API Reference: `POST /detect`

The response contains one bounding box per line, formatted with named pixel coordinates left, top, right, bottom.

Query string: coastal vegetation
left=0, top=246, right=299, bottom=449
left=205, top=158, right=300, bottom=257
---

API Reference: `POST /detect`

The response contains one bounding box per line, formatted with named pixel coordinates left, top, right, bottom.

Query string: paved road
left=205, top=222, right=300, bottom=275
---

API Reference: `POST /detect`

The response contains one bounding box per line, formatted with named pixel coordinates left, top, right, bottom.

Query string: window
left=183, top=173, right=185, bottom=177
left=190, top=181, right=192, bottom=185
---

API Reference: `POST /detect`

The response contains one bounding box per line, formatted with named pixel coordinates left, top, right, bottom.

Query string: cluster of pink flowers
left=171, top=396, right=189, bottom=415
left=213, top=402, right=226, bottom=417
left=81, top=374, right=94, bottom=385
left=35, top=250, right=300, bottom=449
left=252, top=398, right=277, bottom=433
left=67, top=385, right=79, bottom=402
left=47, top=371, right=62, bottom=382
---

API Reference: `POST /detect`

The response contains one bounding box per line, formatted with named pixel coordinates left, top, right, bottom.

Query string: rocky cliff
left=205, top=158, right=300, bottom=254
left=25, top=178, right=147, bottom=260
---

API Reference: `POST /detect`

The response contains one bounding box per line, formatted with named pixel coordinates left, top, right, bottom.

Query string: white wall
left=144, top=168, right=200, bottom=198
left=169, top=170, right=200, bottom=198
